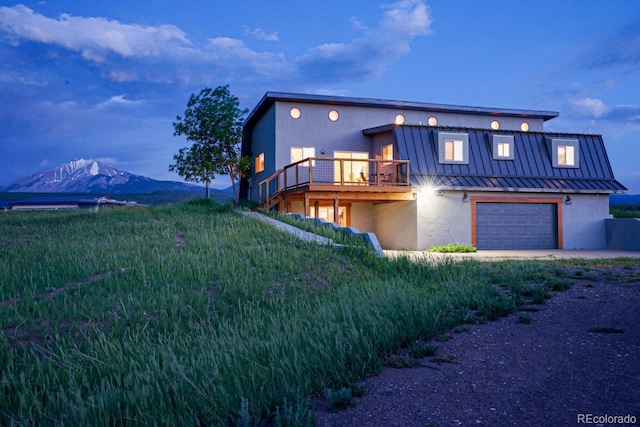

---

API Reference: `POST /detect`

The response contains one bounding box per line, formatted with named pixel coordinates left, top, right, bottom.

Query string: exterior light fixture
left=435, top=189, right=444, bottom=196
left=490, top=120, right=500, bottom=130
left=566, top=195, right=572, bottom=205
left=328, top=110, right=339, bottom=121
left=394, top=114, right=406, bottom=125
left=462, top=193, right=469, bottom=203
left=427, top=116, right=438, bottom=126
left=290, top=107, right=301, bottom=119
left=520, top=122, right=530, bottom=132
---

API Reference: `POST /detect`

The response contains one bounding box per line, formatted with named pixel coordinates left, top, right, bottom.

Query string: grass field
left=1, top=201, right=637, bottom=426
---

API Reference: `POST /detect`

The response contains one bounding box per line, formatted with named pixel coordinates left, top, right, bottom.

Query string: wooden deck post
left=304, top=193, right=310, bottom=218
left=333, top=197, right=339, bottom=225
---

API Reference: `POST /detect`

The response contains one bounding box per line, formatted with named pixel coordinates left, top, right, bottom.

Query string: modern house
left=240, top=92, right=627, bottom=250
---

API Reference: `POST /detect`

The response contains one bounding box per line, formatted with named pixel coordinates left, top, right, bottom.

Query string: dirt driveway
left=315, top=265, right=640, bottom=427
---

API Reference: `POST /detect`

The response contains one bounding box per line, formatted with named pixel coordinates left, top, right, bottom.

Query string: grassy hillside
left=0, top=189, right=231, bottom=206
left=1, top=202, right=637, bottom=426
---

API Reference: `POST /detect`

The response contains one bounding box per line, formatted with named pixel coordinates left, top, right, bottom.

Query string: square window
left=548, top=138, right=579, bottom=168
left=291, top=147, right=315, bottom=166
left=255, top=153, right=265, bottom=173
left=437, top=132, right=469, bottom=164
left=492, top=135, right=514, bottom=160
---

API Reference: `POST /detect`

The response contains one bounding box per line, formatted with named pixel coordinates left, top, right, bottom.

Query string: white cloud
left=380, top=0, right=432, bottom=38
left=0, top=1, right=432, bottom=88
left=295, top=0, right=433, bottom=83
left=568, top=97, right=611, bottom=118
left=97, top=94, right=141, bottom=108
left=0, top=5, right=191, bottom=63
left=243, top=26, right=279, bottom=42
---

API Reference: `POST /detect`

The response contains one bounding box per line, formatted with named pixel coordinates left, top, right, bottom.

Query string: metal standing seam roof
left=383, top=125, right=627, bottom=194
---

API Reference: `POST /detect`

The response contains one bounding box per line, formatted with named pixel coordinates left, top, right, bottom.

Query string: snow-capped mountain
left=0, top=159, right=206, bottom=194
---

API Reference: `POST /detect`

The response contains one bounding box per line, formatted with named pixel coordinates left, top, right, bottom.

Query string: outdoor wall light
left=462, top=193, right=469, bottom=203
left=566, top=195, right=572, bottom=205
left=320, top=149, right=326, bottom=155
left=435, top=190, right=445, bottom=196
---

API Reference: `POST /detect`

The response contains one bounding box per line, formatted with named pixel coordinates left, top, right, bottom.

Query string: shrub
left=410, top=341, right=438, bottom=358
left=324, top=388, right=355, bottom=412
left=426, top=243, right=477, bottom=253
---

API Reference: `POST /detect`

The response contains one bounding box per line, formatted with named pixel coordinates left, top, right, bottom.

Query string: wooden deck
left=257, top=158, right=413, bottom=212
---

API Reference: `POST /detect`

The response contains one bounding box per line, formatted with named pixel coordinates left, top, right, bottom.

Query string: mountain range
left=0, top=159, right=210, bottom=194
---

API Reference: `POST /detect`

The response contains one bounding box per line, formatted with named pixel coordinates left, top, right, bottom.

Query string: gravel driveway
left=315, top=266, right=640, bottom=427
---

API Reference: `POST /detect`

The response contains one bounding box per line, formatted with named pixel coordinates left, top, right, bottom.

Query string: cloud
left=568, top=97, right=611, bottom=118
left=0, top=5, right=191, bottom=63
left=0, top=1, right=432, bottom=88
left=579, top=18, right=640, bottom=73
left=295, top=0, right=432, bottom=83
left=243, top=26, right=279, bottom=42
left=0, top=5, right=288, bottom=85
left=96, top=94, right=142, bottom=108
left=306, top=0, right=432, bottom=81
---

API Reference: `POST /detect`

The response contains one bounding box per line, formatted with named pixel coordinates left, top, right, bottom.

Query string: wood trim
left=470, top=196, right=564, bottom=249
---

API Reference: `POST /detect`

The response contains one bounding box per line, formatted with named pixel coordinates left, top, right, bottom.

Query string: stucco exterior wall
left=270, top=101, right=545, bottom=171
left=351, top=203, right=375, bottom=233
left=247, top=105, right=276, bottom=201
left=412, top=190, right=611, bottom=250
left=562, top=194, right=611, bottom=249
left=416, top=190, right=472, bottom=250
left=373, top=201, right=418, bottom=250
left=271, top=192, right=612, bottom=251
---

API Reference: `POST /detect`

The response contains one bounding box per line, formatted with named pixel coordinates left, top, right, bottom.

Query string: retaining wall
left=605, top=218, right=640, bottom=251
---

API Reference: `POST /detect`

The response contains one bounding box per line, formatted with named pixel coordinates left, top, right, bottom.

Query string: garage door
left=476, top=203, right=558, bottom=249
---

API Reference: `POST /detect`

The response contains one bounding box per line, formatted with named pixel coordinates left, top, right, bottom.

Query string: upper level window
left=445, top=140, right=463, bottom=161
left=558, top=145, right=574, bottom=166
left=492, top=135, right=514, bottom=160
left=255, top=153, right=265, bottom=173
left=382, top=144, right=393, bottom=161
left=290, top=107, right=301, bottom=119
left=438, top=132, right=469, bottom=164
left=291, top=146, right=315, bottom=166
left=548, top=138, right=579, bottom=168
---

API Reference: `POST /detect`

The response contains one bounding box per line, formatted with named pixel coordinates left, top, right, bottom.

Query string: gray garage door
left=476, top=203, right=558, bottom=249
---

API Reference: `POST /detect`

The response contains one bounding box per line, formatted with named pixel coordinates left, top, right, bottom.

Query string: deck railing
left=257, top=157, right=410, bottom=207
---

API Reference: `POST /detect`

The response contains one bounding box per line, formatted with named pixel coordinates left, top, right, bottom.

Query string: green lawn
left=1, top=201, right=636, bottom=426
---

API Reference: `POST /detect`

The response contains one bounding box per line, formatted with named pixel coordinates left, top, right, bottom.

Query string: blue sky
left=1, top=0, right=639, bottom=192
